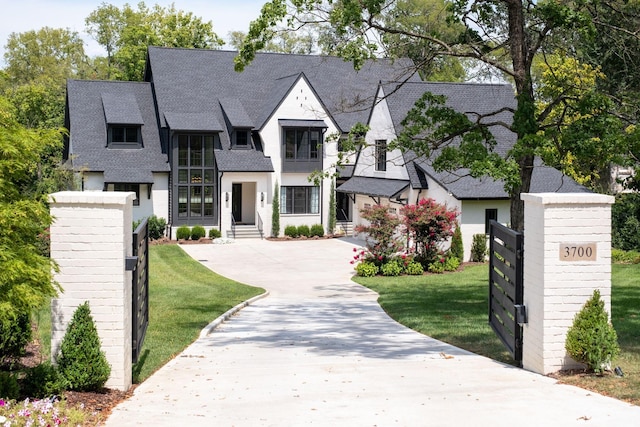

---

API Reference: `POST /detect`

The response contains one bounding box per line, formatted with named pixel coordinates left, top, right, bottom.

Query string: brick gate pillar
left=49, top=191, right=135, bottom=391
left=521, top=192, right=615, bottom=374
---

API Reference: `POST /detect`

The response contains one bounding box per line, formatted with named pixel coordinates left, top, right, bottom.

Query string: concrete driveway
left=104, top=238, right=640, bottom=426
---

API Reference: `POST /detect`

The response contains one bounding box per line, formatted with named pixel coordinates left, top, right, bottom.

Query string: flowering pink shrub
left=400, top=198, right=458, bottom=267
left=354, top=204, right=402, bottom=265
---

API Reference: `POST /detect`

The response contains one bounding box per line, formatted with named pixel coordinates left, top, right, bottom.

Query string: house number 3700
left=559, top=243, right=597, bottom=262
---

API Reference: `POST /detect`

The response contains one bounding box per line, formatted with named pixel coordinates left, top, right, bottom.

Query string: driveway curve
left=105, top=238, right=639, bottom=426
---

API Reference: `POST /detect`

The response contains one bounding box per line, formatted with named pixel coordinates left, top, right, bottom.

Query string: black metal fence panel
left=488, top=220, right=524, bottom=365
left=132, top=218, right=149, bottom=364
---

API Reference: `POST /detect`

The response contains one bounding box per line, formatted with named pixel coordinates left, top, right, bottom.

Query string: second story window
left=109, top=125, right=141, bottom=147
left=234, top=130, right=250, bottom=147
left=284, top=128, right=321, bottom=161
left=375, top=139, right=387, bottom=171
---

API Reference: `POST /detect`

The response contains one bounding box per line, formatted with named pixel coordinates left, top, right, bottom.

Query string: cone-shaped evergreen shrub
left=450, top=225, right=464, bottom=261
left=57, top=302, right=111, bottom=391
left=565, top=290, right=620, bottom=373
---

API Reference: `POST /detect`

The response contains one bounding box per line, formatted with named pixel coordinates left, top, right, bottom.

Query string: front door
left=232, top=183, right=242, bottom=223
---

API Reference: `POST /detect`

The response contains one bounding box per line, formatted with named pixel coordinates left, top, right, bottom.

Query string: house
left=64, top=47, right=588, bottom=259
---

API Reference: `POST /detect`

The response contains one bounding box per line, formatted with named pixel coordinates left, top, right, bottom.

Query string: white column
left=49, top=191, right=134, bottom=391
left=521, top=192, right=614, bottom=374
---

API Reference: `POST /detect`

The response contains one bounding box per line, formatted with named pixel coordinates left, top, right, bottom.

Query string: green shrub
left=21, top=362, right=67, bottom=398
left=355, top=261, right=379, bottom=277
left=310, top=224, right=324, bottom=237
left=176, top=225, right=191, bottom=240
left=57, top=302, right=111, bottom=391
left=284, top=225, right=298, bottom=238
left=405, top=261, right=424, bottom=275
left=297, top=224, right=310, bottom=237
left=147, top=215, right=167, bottom=240
left=208, top=228, right=222, bottom=239
left=0, top=372, right=20, bottom=400
left=444, top=256, right=460, bottom=272
left=611, top=248, right=640, bottom=264
left=381, top=260, right=403, bottom=276
left=272, top=181, right=280, bottom=237
left=0, top=312, right=32, bottom=365
left=190, top=225, right=206, bottom=240
left=471, top=234, right=487, bottom=262
left=428, top=259, right=446, bottom=273
left=612, top=192, right=640, bottom=250
left=450, top=225, right=464, bottom=261
left=565, top=290, right=620, bottom=374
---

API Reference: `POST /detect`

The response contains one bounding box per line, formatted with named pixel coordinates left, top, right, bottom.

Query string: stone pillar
left=49, top=191, right=134, bottom=391
left=521, top=192, right=614, bottom=375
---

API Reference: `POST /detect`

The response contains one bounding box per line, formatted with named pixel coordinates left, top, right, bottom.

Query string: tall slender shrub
left=57, top=302, right=111, bottom=391
left=328, top=179, right=336, bottom=234
left=272, top=181, right=280, bottom=237
left=471, top=234, right=487, bottom=262
left=450, top=223, right=464, bottom=261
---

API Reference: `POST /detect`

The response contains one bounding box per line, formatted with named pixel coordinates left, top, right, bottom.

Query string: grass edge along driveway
left=132, top=244, right=264, bottom=382
left=354, top=263, right=640, bottom=406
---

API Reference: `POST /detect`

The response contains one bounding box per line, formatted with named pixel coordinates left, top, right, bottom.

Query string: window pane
left=112, top=127, right=125, bottom=143
left=125, top=127, right=138, bottom=143
left=297, top=130, right=309, bottom=159
left=375, top=140, right=387, bottom=171
left=204, top=170, right=214, bottom=184
left=204, top=186, right=214, bottom=216
left=204, top=136, right=214, bottom=166
left=178, top=135, right=188, bottom=166
left=285, top=130, right=295, bottom=159
left=178, top=169, right=188, bottom=184
left=293, top=187, right=306, bottom=214
left=190, top=187, right=202, bottom=216
left=190, top=136, right=202, bottom=166
left=236, top=131, right=248, bottom=146
left=191, top=169, right=202, bottom=184
left=178, top=187, right=188, bottom=217
left=310, top=186, right=319, bottom=214
left=310, top=131, right=320, bottom=159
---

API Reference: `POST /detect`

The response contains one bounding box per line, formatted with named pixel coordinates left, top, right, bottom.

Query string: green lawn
left=354, top=263, right=640, bottom=405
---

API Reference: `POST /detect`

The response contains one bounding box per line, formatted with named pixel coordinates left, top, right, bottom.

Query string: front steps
left=227, top=224, right=263, bottom=239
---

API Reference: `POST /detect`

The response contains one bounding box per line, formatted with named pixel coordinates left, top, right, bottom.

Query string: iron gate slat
left=492, top=241, right=519, bottom=267
left=132, top=218, right=149, bottom=364
left=490, top=269, right=517, bottom=301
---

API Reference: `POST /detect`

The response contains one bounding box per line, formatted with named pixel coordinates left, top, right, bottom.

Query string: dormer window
left=108, top=125, right=142, bottom=148
left=233, top=129, right=250, bottom=148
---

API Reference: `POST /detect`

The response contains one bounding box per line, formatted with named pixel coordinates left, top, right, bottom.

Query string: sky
left=0, top=0, right=267, bottom=62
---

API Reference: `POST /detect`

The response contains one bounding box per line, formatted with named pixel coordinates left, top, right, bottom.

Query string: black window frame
left=113, top=183, right=140, bottom=206
left=282, top=127, right=323, bottom=172
left=375, top=139, right=387, bottom=171
left=233, top=129, right=251, bottom=148
left=108, top=125, right=142, bottom=148
left=172, top=133, right=218, bottom=225
left=485, top=208, right=498, bottom=234
left=280, top=185, right=320, bottom=215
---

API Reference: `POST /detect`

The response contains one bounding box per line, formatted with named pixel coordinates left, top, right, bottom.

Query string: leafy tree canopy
left=86, top=1, right=224, bottom=80
left=0, top=96, right=61, bottom=322
left=237, top=0, right=640, bottom=230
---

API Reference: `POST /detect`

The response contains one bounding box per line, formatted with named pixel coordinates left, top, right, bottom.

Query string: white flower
left=0, top=416, right=6, bottom=423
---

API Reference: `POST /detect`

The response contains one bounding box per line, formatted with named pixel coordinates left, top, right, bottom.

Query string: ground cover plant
left=354, top=262, right=640, bottom=405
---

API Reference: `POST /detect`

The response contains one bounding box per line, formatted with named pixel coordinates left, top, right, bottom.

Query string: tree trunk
left=510, top=154, right=534, bottom=231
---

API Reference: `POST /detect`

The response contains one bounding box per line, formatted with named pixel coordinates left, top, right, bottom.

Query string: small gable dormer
left=101, top=92, right=144, bottom=148
left=219, top=98, right=254, bottom=149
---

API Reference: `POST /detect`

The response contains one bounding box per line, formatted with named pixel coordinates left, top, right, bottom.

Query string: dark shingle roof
left=66, top=80, right=169, bottom=183
left=215, top=149, right=274, bottom=172
left=219, top=98, right=253, bottom=128
left=101, top=92, right=144, bottom=124
left=164, top=112, right=223, bottom=131
left=337, top=176, right=409, bottom=198
left=147, top=47, right=420, bottom=133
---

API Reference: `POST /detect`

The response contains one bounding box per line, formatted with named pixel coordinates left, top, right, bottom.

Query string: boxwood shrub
left=191, top=225, right=206, bottom=240
left=176, top=225, right=191, bottom=240
left=284, top=225, right=298, bottom=238
left=310, top=224, right=324, bottom=237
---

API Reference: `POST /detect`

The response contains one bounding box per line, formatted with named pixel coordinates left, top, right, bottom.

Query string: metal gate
left=488, top=220, right=526, bottom=365
left=130, top=218, right=149, bottom=364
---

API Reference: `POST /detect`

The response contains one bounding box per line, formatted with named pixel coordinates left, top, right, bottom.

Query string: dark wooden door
left=232, top=183, right=242, bottom=223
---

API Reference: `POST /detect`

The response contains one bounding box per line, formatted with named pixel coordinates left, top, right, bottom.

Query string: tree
left=3, top=27, right=89, bottom=86
left=227, top=29, right=315, bottom=54
left=0, top=97, right=61, bottom=323
left=354, top=204, right=402, bottom=265
left=272, top=181, right=280, bottom=237
left=236, top=0, right=640, bottom=231
left=86, top=2, right=224, bottom=81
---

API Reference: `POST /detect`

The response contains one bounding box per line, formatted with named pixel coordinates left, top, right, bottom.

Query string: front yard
left=354, top=263, right=640, bottom=405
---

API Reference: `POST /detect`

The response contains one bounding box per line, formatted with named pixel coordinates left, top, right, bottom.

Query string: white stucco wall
left=257, top=75, right=340, bottom=237
left=220, top=172, right=271, bottom=236
left=460, top=200, right=510, bottom=261
left=356, top=87, right=409, bottom=181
